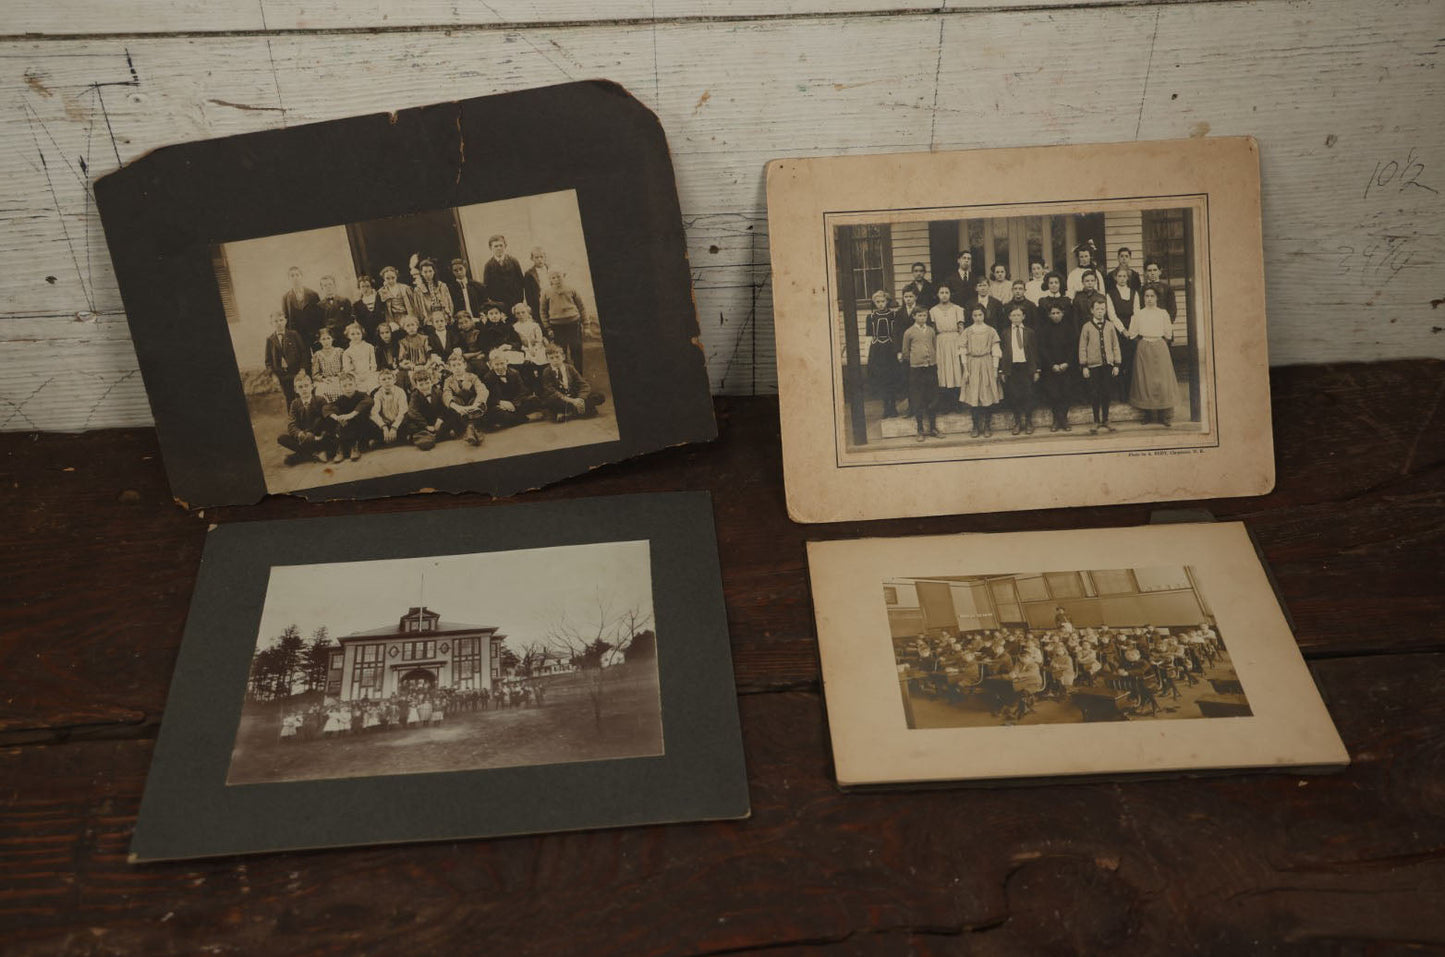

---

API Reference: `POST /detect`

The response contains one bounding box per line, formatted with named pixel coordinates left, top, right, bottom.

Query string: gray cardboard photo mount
left=130, top=491, right=749, bottom=862
left=96, top=81, right=716, bottom=507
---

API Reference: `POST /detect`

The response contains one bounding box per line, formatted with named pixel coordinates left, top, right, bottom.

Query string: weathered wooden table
left=3, top=360, right=1443, bottom=954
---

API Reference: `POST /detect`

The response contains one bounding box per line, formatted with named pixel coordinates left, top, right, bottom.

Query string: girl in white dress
left=342, top=322, right=378, bottom=393
left=958, top=304, right=1002, bottom=436
left=928, top=285, right=967, bottom=395
left=323, top=703, right=348, bottom=736
left=279, top=710, right=299, bottom=742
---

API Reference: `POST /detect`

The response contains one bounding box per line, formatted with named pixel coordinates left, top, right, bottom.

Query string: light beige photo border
left=807, top=523, right=1348, bottom=788
left=767, top=138, right=1274, bottom=523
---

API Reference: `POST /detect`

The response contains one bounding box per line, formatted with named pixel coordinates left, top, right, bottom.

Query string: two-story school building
left=324, top=606, right=507, bottom=700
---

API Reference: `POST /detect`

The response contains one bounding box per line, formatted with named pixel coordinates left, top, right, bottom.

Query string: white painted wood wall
left=2, top=0, right=1441, bottom=431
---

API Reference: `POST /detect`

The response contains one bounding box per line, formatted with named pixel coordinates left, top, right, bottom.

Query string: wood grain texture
left=0, top=361, right=1442, bottom=952
left=1, top=0, right=1441, bottom=431
left=2, top=360, right=1443, bottom=739
left=6, top=0, right=1240, bottom=37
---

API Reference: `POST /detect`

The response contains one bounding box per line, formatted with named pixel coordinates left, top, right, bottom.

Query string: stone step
left=879, top=401, right=1153, bottom=438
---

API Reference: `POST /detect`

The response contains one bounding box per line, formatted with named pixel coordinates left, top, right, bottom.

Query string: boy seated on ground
left=324, top=370, right=375, bottom=462
left=480, top=346, right=543, bottom=430
left=402, top=365, right=448, bottom=451
left=539, top=342, right=606, bottom=422
left=276, top=371, right=335, bottom=465
left=369, top=366, right=409, bottom=447
left=441, top=350, right=488, bottom=447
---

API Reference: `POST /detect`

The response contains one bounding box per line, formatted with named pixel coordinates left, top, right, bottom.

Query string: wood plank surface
left=0, top=359, right=1442, bottom=953
left=0, top=0, right=1441, bottom=431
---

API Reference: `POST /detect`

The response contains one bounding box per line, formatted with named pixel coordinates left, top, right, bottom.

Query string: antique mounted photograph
left=218, top=190, right=618, bottom=495
left=228, top=542, right=660, bottom=786
left=888, top=566, right=1248, bottom=729
left=767, top=138, right=1275, bottom=523
left=830, top=198, right=1211, bottom=460
left=98, top=82, right=716, bottom=507
left=129, top=492, right=748, bottom=861
left=807, top=523, right=1347, bottom=788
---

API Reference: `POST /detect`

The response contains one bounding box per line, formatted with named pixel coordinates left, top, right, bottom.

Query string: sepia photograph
left=831, top=198, right=1212, bottom=461
left=128, top=492, right=746, bottom=861
left=227, top=540, right=660, bottom=786
left=887, top=566, right=1247, bottom=729
left=767, top=139, right=1275, bottom=523
left=217, top=189, right=618, bottom=495
left=806, top=523, right=1347, bottom=788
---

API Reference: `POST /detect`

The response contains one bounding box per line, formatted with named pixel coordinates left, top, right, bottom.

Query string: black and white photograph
left=99, top=84, right=718, bottom=507
left=830, top=197, right=1212, bottom=462
left=886, top=566, right=1248, bottom=729
left=228, top=541, right=660, bottom=786
left=219, top=189, right=618, bottom=495
left=128, top=494, right=747, bottom=861
left=806, top=523, right=1346, bottom=789
left=768, top=140, right=1273, bottom=523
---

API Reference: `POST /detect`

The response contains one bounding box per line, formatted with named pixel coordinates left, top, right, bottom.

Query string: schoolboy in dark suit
left=998, top=304, right=1040, bottom=434
left=480, top=235, right=526, bottom=313
left=966, top=277, right=1007, bottom=339
left=539, top=343, right=606, bottom=422
left=522, top=247, right=550, bottom=321
left=941, top=250, right=976, bottom=305
left=480, top=348, right=544, bottom=430
left=317, top=275, right=352, bottom=347
left=276, top=372, right=335, bottom=464
left=900, top=262, right=938, bottom=310
left=449, top=259, right=488, bottom=320
left=281, top=266, right=323, bottom=348
left=264, top=311, right=309, bottom=406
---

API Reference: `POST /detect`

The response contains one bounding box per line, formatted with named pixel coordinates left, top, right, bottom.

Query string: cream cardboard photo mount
left=766, top=138, right=1273, bottom=522
left=806, top=522, right=1347, bottom=789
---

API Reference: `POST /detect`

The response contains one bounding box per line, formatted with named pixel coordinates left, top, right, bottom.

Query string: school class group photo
left=834, top=206, right=1206, bottom=452
left=217, top=191, right=617, bottom=491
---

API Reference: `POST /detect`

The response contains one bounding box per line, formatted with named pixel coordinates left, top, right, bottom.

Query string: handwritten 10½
left=1364, top=149, right=1437, bottom=199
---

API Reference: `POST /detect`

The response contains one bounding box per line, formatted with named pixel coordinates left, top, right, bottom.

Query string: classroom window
left=1089, top=569, right=1138, bottom=595
left=883, top=586, right=899, bottom=605
left=1044, top=572, right=1085, bottom=599
left=989, top=579, right=1023, bottom=624
left=1014, top=575, right=1049, bottom=602
left=1133, top=566, right=1191, bottom=592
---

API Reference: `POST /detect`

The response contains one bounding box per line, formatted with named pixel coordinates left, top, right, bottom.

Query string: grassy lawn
left=226, top=663, right=662, bottom=785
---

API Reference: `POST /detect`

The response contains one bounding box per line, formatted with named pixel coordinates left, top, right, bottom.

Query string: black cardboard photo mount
left=130, top=491, right=749, bottom=863
left=96, top=80, right=715, bottom=508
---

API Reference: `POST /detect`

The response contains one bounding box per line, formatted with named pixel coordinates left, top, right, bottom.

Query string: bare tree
left=542, top=591, right=654, bottom=728
left=516, top=640, right=548, bottom=678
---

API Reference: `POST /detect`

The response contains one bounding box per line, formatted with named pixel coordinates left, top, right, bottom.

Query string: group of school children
left=262, top=235, right=606, bottom=466
left=865, top=242, right=1182, bottom=442
left=277, top=682, right=547, bottom=742
left=900, top=614, right=1224, bottom=722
